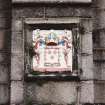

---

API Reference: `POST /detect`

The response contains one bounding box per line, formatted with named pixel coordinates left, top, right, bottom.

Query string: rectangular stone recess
left=12, top=0, right=92, bottom=3
left=24, top=18, right=80, bottom=80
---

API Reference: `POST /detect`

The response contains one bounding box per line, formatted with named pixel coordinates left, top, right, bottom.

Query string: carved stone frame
left=23, top=17, right=81, bottom=81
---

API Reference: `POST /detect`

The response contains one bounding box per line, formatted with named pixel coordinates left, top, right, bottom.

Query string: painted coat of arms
left=32, top=29, right=72, bottom=72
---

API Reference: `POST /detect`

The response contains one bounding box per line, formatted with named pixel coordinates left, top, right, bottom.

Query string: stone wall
left=0, top=0, right=104, bottom=105
left=0, top=0, right=11, bottom=105
left=92, top=0, right=105, bottom=103
left=11, top=2, right=94, bottom=105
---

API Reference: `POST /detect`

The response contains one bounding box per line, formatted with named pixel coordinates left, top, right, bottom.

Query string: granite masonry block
left=97, top=10, right=105, bottom=28
left=25, top=82, right=78, bottom=104
left=0, top=10, right=11, bottom=18
left=0, top=17, right=11, bottom=29
left=0, top=64, right=9, bottom=83
left=93, top=51, right=102, bottom=61
left=99, top=31, right=105, bottom=48
left=0, top=0, right=11, bottom=10
left=94, top=81, right=105, bottom=103
left=94, top=0, right=105, bottom=9
left=100, top=63, right=105, bottom=80
left=11, top=32, right=24, bottom=54
left=0, top=29, right=11, bottom=50
left=0, top=30, right=5, bottom=49
left=12, top=19, right=23, bottom=32
left=46, top=7, right=92, bottom=18
left=0, top=85, right=9, bottom=104
left=82, top=19, right=93, bottom=33
left=80, top=81, right=94, bottom=104
left=12, top=7, right=44, bottom=19
left=81, top=55, right=94, bottom=79
left=11, top=53, right=24, bottom=80
left=11, top=81, right=24, bottom=104
left=93, top=62, right=101, bottom=80
left=82, top=33, right=93, bottom=54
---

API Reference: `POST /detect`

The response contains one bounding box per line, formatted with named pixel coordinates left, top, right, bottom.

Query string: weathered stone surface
left=99, top=31, right=105, bottom=48
left=10, top=0, right=105, bottom=105
left=100, top=63, right=105, bottom=80
left=0, top=10, right=10, bottom=18
left=94, top=81, right=105, bottom=103
left=93, top=51, right=102, bottom=61
left=0, top=53, right=5, bottom=63
left=0, top=85, right=9, bottom=104
left=0, top=17, right=11, bottom=29
left=0, top=0, right=11, bottom=10
left=93, top=50, right=105, bottom=63
left=93, top=62, right=101, bottom=80
left=12, top=7, right=44, bottom=19
left=11, top=81, right=24, bottom=104
left=11, top=32, right=23, bottom=54
left=11, top=53, right=24, bottom=80
left=96, top=10, right=105, bottom=28
left=0, top=1, right=11, bottom=105
left=0, top=30, right=5, bottom=49
left=25, top=82, right=78, bottom=104
left=80, top=81, right=94, bottom=104
left=81, top=19, right=93, bottom=34
left=46, top=7, right=74, bottom=17
left=101, top=51, right=105, bottom=60
left=80, top=19, right=93, bottom=79
left=94, top=0, right=105, bottom=9
left=81, top=19, right=93, bottom=54
left=0, top=29, right=11, bottom=50
left=46, top=7, right=92, bottom=18
left=12, top=0, right=92, bottom=3
left=82, top=33, right=93, bottom=54
left=81, top=55, right=93, bottom=79
left=12, top=19, right=23, bottom=32
left=0, top=64, right=9, bottom=83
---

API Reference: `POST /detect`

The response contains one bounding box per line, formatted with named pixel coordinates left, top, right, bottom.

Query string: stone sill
left=12, top=0, right=92, bottom=4
left=93, top=59, right=105, bottom=63
left=24, top=72, right=80, bottom=82
left=93, top=48, right=105, bottom=51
